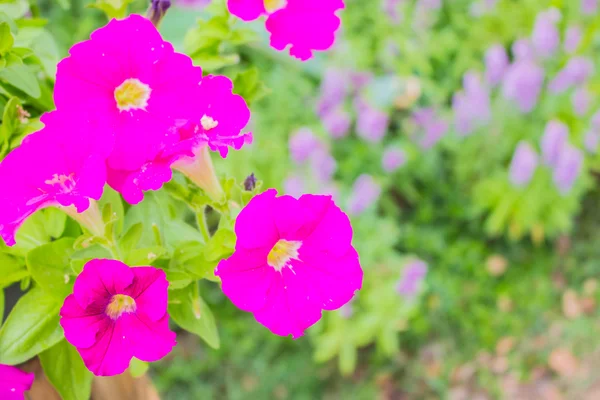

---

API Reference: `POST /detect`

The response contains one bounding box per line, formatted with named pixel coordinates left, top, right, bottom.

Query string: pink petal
left=78, top=318, right=133, bottom=376
left=0, top=364, right=34, bottom=399
left=125, top=267, right=169, bottom=321
left=234, top=189, right=279, bottom=250
left=272, top=194, right=310, bottom=240
left=60, top=294, right=111, bottom=349
left=227, top=0, right=266, bottom=21
left=301, top=195, right=353, bottom=257
left=74, top=259, right=134, bottom=309
left=253, top=272, right=302, bottom=337
left=120, top=313, right=176, bottom=362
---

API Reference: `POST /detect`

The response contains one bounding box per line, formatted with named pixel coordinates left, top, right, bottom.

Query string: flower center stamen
left=267, top=239, right=302, bottom=272
left=44, top=173, right=76, bottom=191
left=105, top=294, right=137, bottom=320
left=264, top=0, right=287, bottom=13
left=114, top=78, right=151, bottom=112
left=201, top=115, right=219, bottom=130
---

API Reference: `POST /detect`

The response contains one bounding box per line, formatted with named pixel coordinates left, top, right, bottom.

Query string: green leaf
left=12, top=208, right=66, bottom=254
left=0, top=61, right=41, bottom=98
left=169, top=286, right=219, bottom=349
left=0, top=252, right=27, bottom=287
left=26, top=238, right=76, bottom=300
left=129, top=358, right=149, bottom=378
left=0, top=21, right=13, bottom=54
left=0, top=289, right=4, bottom=325
left=118, top=222, right=143, bottom=253
left=124, top=246, right=166, bottom=266
left=87, top=0, right=135, bottom=19
left=70, top=244, right=112, bottom=275
left=0, top=0, right=29, bottom=19
left=0, top=96, right=20, bottom=155
left=233, top=68, right=270, bottom=105
left=0, top=287, right=63, bottom=364
left=39, top=339, right=92, bottom=400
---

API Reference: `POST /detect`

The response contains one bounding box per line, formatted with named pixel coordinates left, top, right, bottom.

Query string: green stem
left=197, top=206, right=211, bottom=243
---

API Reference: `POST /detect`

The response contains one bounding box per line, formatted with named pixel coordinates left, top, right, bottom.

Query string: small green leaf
left=0, top=287, right=63, bottom=364
left=70, top=243, right=112, bottom=275
left=0, top=289, right=5, bottom=325
left=129, top=358, right=149, bottom=378
left=0, top=252, right=27, bottom=287
left=118, top=223, right=143, bottom=253
left=0, top=61, right=41, bottom=98
left=26, top=238, right=76, bottom=300
left=169, top=286, right=219, bottom=349
left=233, top=68, right=270, bottom=105
left=39, top=339, right=93, bottom=400
left=124, top=246, right=166, bottom=266
left=87, top=0, right=135, bottom=19
left=0, top=21, right=14, bottom=54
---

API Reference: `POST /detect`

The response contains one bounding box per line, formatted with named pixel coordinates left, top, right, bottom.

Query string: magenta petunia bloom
left=54, top=15, right=203, bottom=202
left=215, top=189, right=362, bottom=338
left=106, top=74, right=251, bottom=204
left=227, top=0, right=344, bottom=61
left=60, top=259, right=176, bottom=376
left=0, top=111, right=111, bottom=246
left=0, top=365, right=34, bottom=400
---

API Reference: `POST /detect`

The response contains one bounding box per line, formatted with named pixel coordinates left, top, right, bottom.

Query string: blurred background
left=22, top=0, right=600, bottom=398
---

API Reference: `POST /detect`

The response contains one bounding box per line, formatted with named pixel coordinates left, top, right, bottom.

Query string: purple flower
left=531, top=8, right=561, bottom=59
left=383, top=0, right=404, bottom=25
left=396, top=260, right=428, bottom=298
left=347, top=174, right=381, bottom=215
left=512, top=39, right=534, bottom=61
left=549, top=57, right=595, bottom=94
left=309, top=148, right=337, bottom=183
left=176, top=0, right=209, bottom=8
left=572, top=87, right=591, bottom=116
left=382, top=146, right=406, bottom=172
left=509, top=142, right=538, bottom=187
left=584, top=131, right=599, bottom=153
left=553, top=145, right=583, bottom=194
left=581, top=0, right=598, bottom=14
left=453, top=71, right=491, bottom=135
left=339, top=302, right=354, bottom=318
left=322, top=108, right=351, bottom=139
left=283, top=175, right=305, bottom=198
left=412, top=108, right=448, bottom=149
left=315, top=68, right=350, bottom=117
left=485, top=44, right=509, bottom=86
left=541, top=120, right=569, bottom=166
left=592, top=110, right=600, bottom=129
left=355, top=98, right=389, bottom=144
left=502, top=60, right=545, bottom=113
left=289, top=128, right=320, bottom=164
left=565, top=25, right=583, bottom=54
left=349, top=72, right=374, bottom=92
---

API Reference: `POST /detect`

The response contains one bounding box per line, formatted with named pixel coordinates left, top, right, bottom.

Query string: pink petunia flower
left=60, top=259, right=176, bottom=376
left=54, top=15, right=204, bottom=203
left=0, top=111, right=111, bottom=246
left=0, top=365, right=34, bottom=400
left=227, top=0, right=345, bottom=61
left=106, top=74, right=251, bottom=204
left=215, top=189, right=362, bottom=338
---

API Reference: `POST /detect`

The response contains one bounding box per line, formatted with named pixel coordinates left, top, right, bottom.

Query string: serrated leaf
left=0, top=287, right=63, bottom=364
left=39, top=339, right=92, bottom=400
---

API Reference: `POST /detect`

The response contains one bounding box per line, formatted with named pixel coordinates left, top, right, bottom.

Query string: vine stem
left=197, top=206, right=211, bottom=243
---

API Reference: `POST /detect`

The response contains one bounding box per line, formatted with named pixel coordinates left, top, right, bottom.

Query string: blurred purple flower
left=553, top=145, right=583, bottom=194
left=584, top=131, right=599, bottom=153
left=453, top=72, right=491, bottom=135
left=509, top=142, right=538, bottom=187
left=485, top=44, right=509, bottom=86
left=565, top=25, right=583, bottom=54
left=322, top=108, right=352, bottom=139
left=541, top=120, right=568, bottom=166
left=382, top=146, right=406, bottom=173
left=512, top=39, right=534, bottom=61
left=412, top=108, right=448, bottom=149
left=549, top=57, right=594, bottom=93
left=309, top=148, right=337, bottom=183
left=347, top=174, right=381, bottom=215
left=284, top=175, right=305, bottom=198
left=396, top=260, right=428, bottom=298
left=502, top=60, right=544, bottom=113
left=176, top=0, right=210, bottom=8
left=531, top=8, right=561, bottom=59
left=289, top=128, right=321, bottom=164
left=349, top=71, right=374, bottom=92
left=316, top=68, right=350, bottom=117
left=339, top=302, right=354, bottom=318
left=355, top=98, right=389, bottom=144
left=592, top=110, right=600, bottom=129
left=572, top=87, right=591, bottom=116
left=383, top=0, right=404, bottom=24
left=581, top=0, right=598, bottom=14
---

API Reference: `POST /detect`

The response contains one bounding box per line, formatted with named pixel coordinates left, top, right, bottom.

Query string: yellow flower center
left=114, top=78, right=151, bottom=112
left=267, top=239, right=301, bottom=272
left=201, top=115, right=219, bottom=130
left=264, top=0, right=287, bottom=13
left=105, top=294, right=137, bottom=320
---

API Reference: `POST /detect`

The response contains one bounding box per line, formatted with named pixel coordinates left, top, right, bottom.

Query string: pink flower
left=106, top=74, right=251, bottom=204
left=54, top=15, right=203, bottom=203
left=0, top=365, right=34, bottom=400
left=60, top=259, right=176, bottom=376
left=227, top=0, right=345, bottom=61
left=215, top=189, right=362, bottom=338
left=0, top=111, right=111, bottom=246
